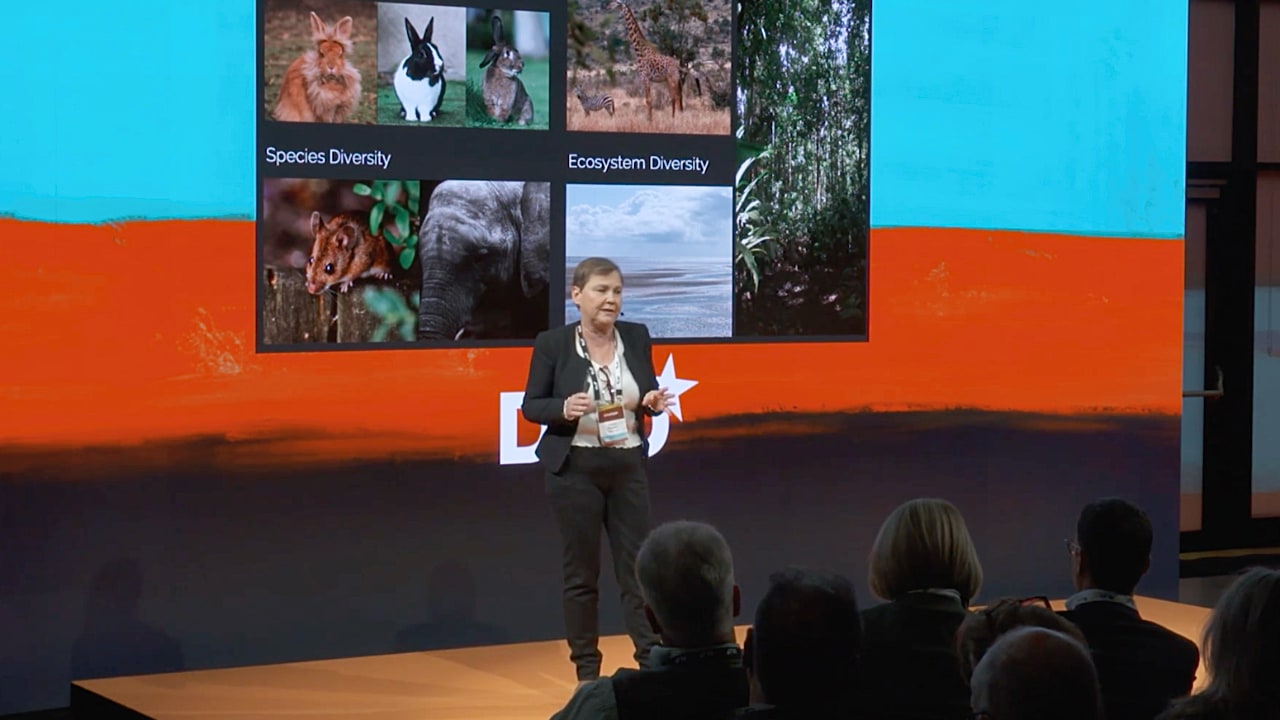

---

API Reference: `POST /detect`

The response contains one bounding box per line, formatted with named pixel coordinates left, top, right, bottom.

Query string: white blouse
left=571, top=329, right=644, bottom=449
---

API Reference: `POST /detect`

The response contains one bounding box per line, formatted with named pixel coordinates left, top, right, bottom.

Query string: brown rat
left=305, top=211, right=395, bottom=295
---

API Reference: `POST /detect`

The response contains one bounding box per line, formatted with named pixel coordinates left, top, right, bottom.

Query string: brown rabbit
left=479, top=14, right=533, bottom=125
left=272, top=12, right=362, bottom=123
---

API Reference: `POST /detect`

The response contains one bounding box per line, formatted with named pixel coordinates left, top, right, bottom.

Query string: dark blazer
left=1059, top=602, right=1200, bottom=720
left=521, top=320, right=661, bottom=474
left=1157, top=698, right=1253, bottom=720
left=611, top=663, right=749, bottom=720
left=851, top=593, right=972, bottom=720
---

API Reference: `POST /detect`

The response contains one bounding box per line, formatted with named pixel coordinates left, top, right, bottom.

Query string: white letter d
left=499, top=392, right=543, bottom=465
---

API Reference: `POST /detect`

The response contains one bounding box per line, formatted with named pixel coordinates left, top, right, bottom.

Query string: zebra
left=574, top=86, right=615, bottom=117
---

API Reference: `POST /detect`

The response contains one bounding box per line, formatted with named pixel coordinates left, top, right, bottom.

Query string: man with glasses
left=1059, top=498, right=1200, bottom=720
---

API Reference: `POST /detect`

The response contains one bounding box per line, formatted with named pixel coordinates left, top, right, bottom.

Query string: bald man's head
left=970, top=626, right=1102, bottom=720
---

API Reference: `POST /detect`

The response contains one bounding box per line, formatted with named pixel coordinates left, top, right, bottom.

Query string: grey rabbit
left=478, top=14, right=533, bottom=125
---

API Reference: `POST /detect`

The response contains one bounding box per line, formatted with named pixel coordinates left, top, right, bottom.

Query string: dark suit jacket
left=611, top=663, right=749, bottom=720
left=851, top=593, right=972, bottom=720
left=521, top=321, right=661, bottom=474
left=1059, top=602, right=1200, bottom=720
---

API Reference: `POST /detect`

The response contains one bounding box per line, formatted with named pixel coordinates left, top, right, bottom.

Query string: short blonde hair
left=867, top=498, right=983, bottom=604
left=572, top=257, right=622, bottom=290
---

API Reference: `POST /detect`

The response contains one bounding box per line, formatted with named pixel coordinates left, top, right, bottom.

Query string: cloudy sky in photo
left=565, top=184, right=732, bottom=260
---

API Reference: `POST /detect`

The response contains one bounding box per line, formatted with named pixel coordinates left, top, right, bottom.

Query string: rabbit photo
left=376, top=4, right=466, bottom=126
left=476, top=14, right=534, bottom=126
left=462, top=10, right=548, bottom=129
left=270, top=11, right=364, bottom=123
left=394, top=17, right=446, bottom=122
left=263, top=1, right=376, bottom=124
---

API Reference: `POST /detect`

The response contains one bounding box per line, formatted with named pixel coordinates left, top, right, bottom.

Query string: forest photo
left=734, top=0, right=870, bottom=337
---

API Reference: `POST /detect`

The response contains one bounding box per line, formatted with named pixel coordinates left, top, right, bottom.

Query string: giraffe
left=610, top=0, right=683, bottom=121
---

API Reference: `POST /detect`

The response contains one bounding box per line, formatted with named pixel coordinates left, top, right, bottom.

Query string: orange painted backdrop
left=0, top=218, right=1182, bottom=468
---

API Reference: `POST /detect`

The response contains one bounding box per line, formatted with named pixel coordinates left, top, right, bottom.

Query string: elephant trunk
left=418, top=276, right=477, bottom=340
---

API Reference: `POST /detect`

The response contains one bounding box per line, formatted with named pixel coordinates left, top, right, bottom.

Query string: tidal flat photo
left=565, top=183, right=732, bottom=339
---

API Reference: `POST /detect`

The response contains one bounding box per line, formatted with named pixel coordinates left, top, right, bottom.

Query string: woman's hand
left=563, top=392, right=594, bottom=421
left=642, top=387, right=675, bottom=413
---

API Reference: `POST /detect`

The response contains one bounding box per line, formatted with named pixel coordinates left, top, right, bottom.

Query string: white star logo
left=656, top=354, right=698, bottom=422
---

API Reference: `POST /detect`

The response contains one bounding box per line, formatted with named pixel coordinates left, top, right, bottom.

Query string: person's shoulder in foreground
left=549, top=678, right=619, bottom=720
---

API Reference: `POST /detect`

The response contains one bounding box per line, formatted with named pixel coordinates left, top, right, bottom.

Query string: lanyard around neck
left=1066, top=589, right=1136, bottom=611
left=577, top=326, right=621, bottom=403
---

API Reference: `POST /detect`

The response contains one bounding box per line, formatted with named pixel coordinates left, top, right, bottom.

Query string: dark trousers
left=547, top=446, right=660, bottom=681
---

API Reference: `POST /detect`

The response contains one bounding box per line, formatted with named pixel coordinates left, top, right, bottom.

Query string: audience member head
left=970, top=626, right=1103, bottom=720
left=635, top=520, right=740, bottom=648
left=868, top=498, right=983, bottom=604
left=1070, top=497, right=1152, bottom=594
left=1164, top=566, right=1280, bottom=718
left=745, top=567, right=861, bottom=712
left=956, top=596, right=1087, bottom=682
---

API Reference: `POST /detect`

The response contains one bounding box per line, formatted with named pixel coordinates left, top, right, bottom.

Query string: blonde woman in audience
left=1156, top=567, right=1280, bottom=720
left=851, top=498, right=983, bottom=720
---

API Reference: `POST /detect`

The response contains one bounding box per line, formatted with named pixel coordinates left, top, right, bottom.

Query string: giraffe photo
left=566, top=0, right=731, bottom=135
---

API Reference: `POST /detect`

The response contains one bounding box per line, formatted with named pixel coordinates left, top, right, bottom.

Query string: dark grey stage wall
left=0, top=410, right=1180, bottom=715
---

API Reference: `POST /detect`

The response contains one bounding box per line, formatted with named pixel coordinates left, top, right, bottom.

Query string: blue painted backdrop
left=3, top=1, right=1186, bottom=237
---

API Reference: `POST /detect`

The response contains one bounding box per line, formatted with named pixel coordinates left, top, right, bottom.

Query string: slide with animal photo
left=256, top=0, right=870, bottom=349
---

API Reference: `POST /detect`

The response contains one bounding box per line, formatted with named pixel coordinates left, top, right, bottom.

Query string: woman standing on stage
left=521, top=257, right=674, bottom=682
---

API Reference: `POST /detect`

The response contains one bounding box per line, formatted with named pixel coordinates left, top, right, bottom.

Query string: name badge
left=597, top=402, right=628, bottom=446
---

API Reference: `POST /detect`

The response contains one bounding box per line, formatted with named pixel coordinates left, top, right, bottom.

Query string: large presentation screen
left=256, top=0, right=870, bottom=348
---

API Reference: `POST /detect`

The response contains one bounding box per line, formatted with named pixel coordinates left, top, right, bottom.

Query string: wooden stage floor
left=71, top=596, right=1211, bottom=720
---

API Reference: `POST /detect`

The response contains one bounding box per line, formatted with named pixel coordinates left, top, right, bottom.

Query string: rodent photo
left=259, top=178, right=553, bottom=347
left=260, top=177, right=424, bottom=346
left=263, top=0, right=377, bottom=125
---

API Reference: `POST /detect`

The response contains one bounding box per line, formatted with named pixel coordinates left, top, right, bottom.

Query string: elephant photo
left=417, top=180, right=551, bottom=340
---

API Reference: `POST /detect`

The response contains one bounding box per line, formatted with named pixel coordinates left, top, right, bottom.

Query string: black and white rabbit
left=479, top=14, right=533, bottom=125
left=394, top=16, right=446, bottom=122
